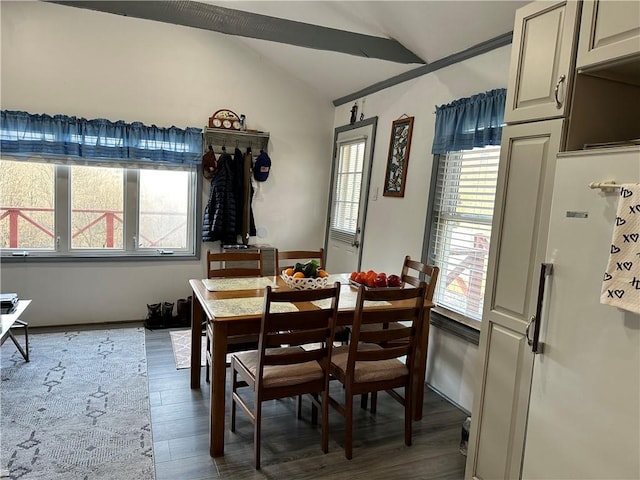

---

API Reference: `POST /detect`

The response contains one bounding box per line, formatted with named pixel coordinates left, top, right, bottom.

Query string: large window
left=0, top=110, right=201, bottom=259
left=0, top=159, right=197, bottom=257
left=428, top=147, right=500, bottom=323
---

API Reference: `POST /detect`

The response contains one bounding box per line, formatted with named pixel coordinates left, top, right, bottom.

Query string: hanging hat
left=202, top=145, right=217, bottom=179
left=253, top=150, right=271, bottom=182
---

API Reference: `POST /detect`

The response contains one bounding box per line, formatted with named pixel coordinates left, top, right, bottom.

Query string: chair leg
left=230, top=367, right=237, bottom=432
left=254, top=401, right=262, bottom=469
left=321, top=391, right=329, bottom=454
left=345, top=391, right=353, bottom=460
left=205, top=335, right=210, bottom=384
left=297, top=395, right=303, bottom=419
left=360, top=393, right=368, bottom=410
left=405, top=386, right=413, bottom=447
left=413, top=352, right=426, bottom=420
left=311, top=394, right=318, bottom=426
left=371, top=391, right=377, bottom=414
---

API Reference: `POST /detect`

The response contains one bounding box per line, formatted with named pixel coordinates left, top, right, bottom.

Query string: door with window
left=325, top=118, right=377, bottom=273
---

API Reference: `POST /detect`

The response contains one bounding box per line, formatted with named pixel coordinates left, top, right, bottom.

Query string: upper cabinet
left=576, top=0, right=640, bottom=70
left=504, top=0, right=580, bottom=124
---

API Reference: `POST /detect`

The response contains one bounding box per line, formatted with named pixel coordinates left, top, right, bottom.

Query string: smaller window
left=330, top=140, right=365, bottom=243
left=138, top=169, right=191, bottom=249
left=428, top=146, right=500, bottom=322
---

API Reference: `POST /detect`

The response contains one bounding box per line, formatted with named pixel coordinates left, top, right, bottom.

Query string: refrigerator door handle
left=531, top=262, right=554, bottom=354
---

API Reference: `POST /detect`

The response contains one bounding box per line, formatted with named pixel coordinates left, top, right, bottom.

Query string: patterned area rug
left=0, top=328, right=154, bottom=480
left=169, top=330, right=205, bottom=370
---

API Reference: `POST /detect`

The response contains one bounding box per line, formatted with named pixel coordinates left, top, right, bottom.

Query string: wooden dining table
left=189, top=274, right=434, bottom=457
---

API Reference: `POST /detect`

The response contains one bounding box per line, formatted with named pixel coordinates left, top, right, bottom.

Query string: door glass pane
left=71, top=165, right=124, bottom=249
left=0, top=159, right=55, bottom=250
left=331, top=140, right=365, bottom=240
left=139, top=170, right=189, bottom=248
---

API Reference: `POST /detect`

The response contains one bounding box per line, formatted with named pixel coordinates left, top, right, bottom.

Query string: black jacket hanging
left=202, top=150, right=237, bottom=244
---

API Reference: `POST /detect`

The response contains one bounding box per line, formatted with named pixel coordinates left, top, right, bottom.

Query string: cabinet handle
left=554, top=74, right=566, bottom=109
left=525, top=316, right=535, bottom=347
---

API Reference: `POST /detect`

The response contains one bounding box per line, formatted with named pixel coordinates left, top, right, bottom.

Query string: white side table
left=1, top=299, right=31, bottom=362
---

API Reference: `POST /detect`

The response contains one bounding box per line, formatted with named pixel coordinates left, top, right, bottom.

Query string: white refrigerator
left=521, top=146, right=640, bottom=479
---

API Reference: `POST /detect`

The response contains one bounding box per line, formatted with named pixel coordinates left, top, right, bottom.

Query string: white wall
left=331, top=46, right=512, bottom=410
left=0, top=1, right=334, bottom=325
left=1, top=1, right=513, bottom=411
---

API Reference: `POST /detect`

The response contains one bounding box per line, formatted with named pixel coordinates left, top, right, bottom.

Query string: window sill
left=0, top=252, right=198, bottom=263
left=430, top=306, right=481, bottom=345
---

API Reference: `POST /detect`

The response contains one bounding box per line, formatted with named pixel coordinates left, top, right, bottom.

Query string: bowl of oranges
left=281, top=260, right=329, bottom=290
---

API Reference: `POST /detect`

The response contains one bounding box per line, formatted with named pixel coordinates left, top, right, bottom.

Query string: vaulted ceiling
left=50, top=1, right=528, bottom=104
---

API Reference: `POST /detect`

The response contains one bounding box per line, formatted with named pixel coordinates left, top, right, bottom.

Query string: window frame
left=423, top=147, right=501, bottom=339
left=329, top=138, right=366, bottom=245
left=0, top=159, right=201, bottom=262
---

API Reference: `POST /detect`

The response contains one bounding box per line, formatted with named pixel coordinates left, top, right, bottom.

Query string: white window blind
left=429, top=146, right=500, bottom=321
left=330, top=139, right=365, bottom=244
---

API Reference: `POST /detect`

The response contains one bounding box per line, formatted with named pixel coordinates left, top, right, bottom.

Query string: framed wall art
left=383, top=116, right=414, bottom=197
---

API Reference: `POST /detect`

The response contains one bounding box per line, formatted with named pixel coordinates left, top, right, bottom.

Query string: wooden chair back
left=401, top=255, right=439, bottom=301
left=346, top=283, right=427, bottom=382
left=207, top=250, right=264, bottom=278
left=276, top=248, right=325, bottom=273
left=256, top=283, right=340, bottom=399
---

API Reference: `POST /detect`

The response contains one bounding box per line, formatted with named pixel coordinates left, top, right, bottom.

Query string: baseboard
left=426, top=383, right=471, bottom=416
left=30, top=320, right=144, bottom=334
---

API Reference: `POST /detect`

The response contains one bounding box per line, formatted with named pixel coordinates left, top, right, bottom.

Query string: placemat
left=311, top=288, right=390, bottom=310
left=205, top=297, right=298, bottom=317
left=203, top=277, right=278, bottom=291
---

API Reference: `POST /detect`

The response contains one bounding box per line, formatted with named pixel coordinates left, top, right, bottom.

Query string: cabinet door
left=465, top=119, right=565, bottom=480
left=577, top=0, right=640, bottom=70
left=504, top=1, right=580, bottom=124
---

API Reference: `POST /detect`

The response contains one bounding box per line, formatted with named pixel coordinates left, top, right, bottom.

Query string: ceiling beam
left=49, top=1, right=425, bottom=65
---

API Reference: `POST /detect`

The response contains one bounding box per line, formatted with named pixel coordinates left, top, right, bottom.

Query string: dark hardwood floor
left=145, top=327, right=468, bottom=480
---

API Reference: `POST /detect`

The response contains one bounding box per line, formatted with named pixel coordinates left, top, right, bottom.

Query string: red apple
left=373, top=274, right=388, bottom=288
left=387, top=274, right=402, bottom=287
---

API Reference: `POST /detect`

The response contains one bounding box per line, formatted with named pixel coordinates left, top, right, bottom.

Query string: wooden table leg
left=190, top=289, right=203, bottom=389
left=413, top=309, right=431, bottom=421
left=210, top=322, right=228, bottom=457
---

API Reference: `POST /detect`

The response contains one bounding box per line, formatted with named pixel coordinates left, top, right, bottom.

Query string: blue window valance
left=0, top=110, right=202, bottom=165
left=431, top=88, right=506, bottom=155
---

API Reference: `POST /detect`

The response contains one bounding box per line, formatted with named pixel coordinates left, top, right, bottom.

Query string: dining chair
left=205, top=249, right=265, bottom=382
left=229, top=283, right=341, bottom=469
left=207, top=249, right=264, bottom=278
left=328, top=282, right=427, bottom=459
left=275, top=248, right=325, bottom=273
left=360, top=256, right=439, bottom=419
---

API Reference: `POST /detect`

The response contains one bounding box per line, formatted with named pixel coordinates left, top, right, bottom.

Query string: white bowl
left=281, top=270, right=329, bottom=290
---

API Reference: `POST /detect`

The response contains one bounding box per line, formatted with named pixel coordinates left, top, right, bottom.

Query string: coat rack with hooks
left=201, top=127, right=270, bottom=246
left=203, top=127, right=269, bottom=155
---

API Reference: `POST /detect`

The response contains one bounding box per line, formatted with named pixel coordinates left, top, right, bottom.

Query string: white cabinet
left=504, top=0, right=580, bottom=124
left=465, top=119, right=564, bottom=480
left=467, top=0, right=640, bottom=479
left=577, top=0, right=640, bottom=70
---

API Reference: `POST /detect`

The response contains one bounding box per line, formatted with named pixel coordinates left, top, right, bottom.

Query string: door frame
left=324, top=116, right=377, bottom=272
